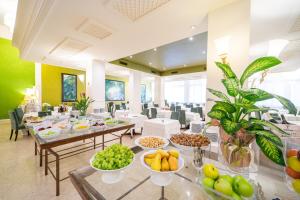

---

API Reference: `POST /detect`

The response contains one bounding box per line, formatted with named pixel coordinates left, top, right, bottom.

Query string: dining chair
left=115, top=104, right=121, bottom=110
left=191, top=107, right=198, bottom=113
left=175, top=106, right=181, bottom=112
left=141, top=108, right=150, bottom=119
left=197, top=107, right=204, bottom=119
left=38, top=111, right=51, bottom=117
left=143, top=103, right=148, bottom=110
left=121, top=103, right=126, bottom=110
left=178, top=110, right=190, bottom=129
left=107, top=102, right=114, bottom=113
left=150, top=108, right=157, bottom=119
left=154, top=104, right=159, bottom=108
left=8, top=111, right=29, bottom=141
left=170, top=104, right=175, bottom=112
left=170, top=111, right=179, bottom=120
left=14, top=107, right=24, bottom=123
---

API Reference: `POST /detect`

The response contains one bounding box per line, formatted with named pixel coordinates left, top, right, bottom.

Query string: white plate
left=38, top=127, right=61, bottom=139
left=170, top=139, right=210, bottom=151
left=135, top=136, right=169, bottom=150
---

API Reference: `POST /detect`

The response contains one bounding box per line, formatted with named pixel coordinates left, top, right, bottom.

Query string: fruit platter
left=90, top=144, right=135, bottom=184
left=198, top=163, right=255, bottom=200
left=38, top=127, right=61, bottom=139
left=91, top=121, right=105, bottom=130
left=135, top=136, right=169, bottom=150
left=73, top=120, right=90, bottom=132
left=170, top=133, right=211, bottom=151
left=104, top=118, right=125, bottom=126
left=141, top=149, right=184, bottom=186
left=284, top=138, right=300, bottom=195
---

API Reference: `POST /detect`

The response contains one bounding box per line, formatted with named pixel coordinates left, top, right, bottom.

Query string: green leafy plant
left=207, top=56, right=297, bottom=166
left=75, top=92, right=94, bottom=116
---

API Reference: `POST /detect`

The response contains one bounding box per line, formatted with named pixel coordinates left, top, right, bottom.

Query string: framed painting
left=62, top=73, right=77, bottom=102
left=141, top=84, right=146, bottom=103
left=105, top=79, right=125, bottom=101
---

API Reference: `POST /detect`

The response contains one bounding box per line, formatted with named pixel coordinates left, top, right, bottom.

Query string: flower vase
left=218, top=127, right=259, bottom=173
left=79, top=110, right=86, bottom=116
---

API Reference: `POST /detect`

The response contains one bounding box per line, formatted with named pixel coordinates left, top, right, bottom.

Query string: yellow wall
left=42, top=64, right=86, bottom=106
left=105, top=75, right=129, bottom=105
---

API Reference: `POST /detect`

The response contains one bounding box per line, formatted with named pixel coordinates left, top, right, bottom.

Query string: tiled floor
left=0, top=121, right=139, bottom=200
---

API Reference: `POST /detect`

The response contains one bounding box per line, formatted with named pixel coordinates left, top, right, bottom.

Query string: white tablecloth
left=90, top=112, right=111, bottom=119
left=118, top=114, right=148, bottom=129
left=157, top=110, right=172, bottom=118
left=157, top=110, right=200, bottom=121
left=115, top=110, right=130, bottom=118
left=143, top=118, right=180, bottom=138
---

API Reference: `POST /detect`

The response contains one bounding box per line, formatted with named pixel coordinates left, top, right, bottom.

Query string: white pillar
left=86, top=60, right=105, bottom=111
left=35, top=63, right=42, bottom=106
left=154, top=76, right=163, bottom=106
left=129, top=71, right=141, bottom=113
left=206, top=0, right=250, bottom=117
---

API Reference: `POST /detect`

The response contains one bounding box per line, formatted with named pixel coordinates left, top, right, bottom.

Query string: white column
left=129, top=71, right=141, bottom=113
left=154, top=76, right=163, bottom=106
left=206, top=0, right=250, bottom=118
left=35, top=63, right=42, bottom=106
left=86, top=60, right=105, bottom=112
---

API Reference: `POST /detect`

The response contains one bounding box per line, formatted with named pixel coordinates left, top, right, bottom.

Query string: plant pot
left=218, top=127, right=259, bottom=173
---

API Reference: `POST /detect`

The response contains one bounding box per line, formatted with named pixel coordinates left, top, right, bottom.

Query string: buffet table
left=29, top=122, right=134, bottom=196
left=142, top=118, right=180, bottom=138
left=69, top=146, right=297, bottom=200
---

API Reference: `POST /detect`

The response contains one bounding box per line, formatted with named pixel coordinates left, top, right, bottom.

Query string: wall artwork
left=105, top=79, right=125, bottom=101
left=62, top=73, right=77, bottom=102
left=141, top=84, right=146, bottom=103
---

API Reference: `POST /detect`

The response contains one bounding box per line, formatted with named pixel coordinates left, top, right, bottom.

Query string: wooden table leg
left=120, top=135, right=122, bottom=144
left=40, top=148, right=43, bottom=167
left=102, top=134, right=104, bottom=150
left=56, top=152, right=60, bottom=196
left=35, top=142, right=37, bottom=155
left=45, top=149, right=48, bottom=175
left=94, top=137, right=96, bottom=149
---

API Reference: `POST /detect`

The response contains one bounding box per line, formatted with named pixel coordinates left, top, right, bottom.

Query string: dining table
left=142, top=118, right=180, bottom=138
left=117, top=114, right=148, bottom=137
left=115, top=110, right=130, bottom=118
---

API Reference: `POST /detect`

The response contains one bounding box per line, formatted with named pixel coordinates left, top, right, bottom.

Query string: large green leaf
left=222, top=78, right=239, bottom=97
left=207, top=88, right=230, bottom=102
left=239, top=88, right=273, bottom=102
left=251, top=130, right=283, bottom=147
left=256, top=135, right=285, bottom=166
left=220, top=118, right=241, bottom=134
left=214, top=101, right=236, bottom=113
left=240, top=57, right=281, bottom=86
left=250, top=119, right=289, bottom=135
left=207, top=110, right=226, bottom=120
left=215, top=62, right=237, bottom=79
left=273, top=94, right=297, bottom=115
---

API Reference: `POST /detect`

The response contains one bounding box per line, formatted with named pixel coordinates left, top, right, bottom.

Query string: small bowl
left=135, top=136, right=169, bottom=150
left=140, top=150, right=184, bottom=186
left=38, top=127, right=61, bottom=139
left=90, top=154, right=135, bottom=184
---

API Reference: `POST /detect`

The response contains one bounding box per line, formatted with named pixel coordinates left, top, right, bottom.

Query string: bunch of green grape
left=92, top=144, right=134, bottom=170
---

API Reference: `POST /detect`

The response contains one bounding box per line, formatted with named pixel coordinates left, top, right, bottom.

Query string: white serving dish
left=73, top=124, right=90, bottom=132
left=140, top=150, right=184, bottom=186
left=38, top=127, right=61, bottom=139
left=170, top=139, right=210, bottom=151
left=90, top=154, right=135, bottom=184
left=134, top=136, right=169, bottom=150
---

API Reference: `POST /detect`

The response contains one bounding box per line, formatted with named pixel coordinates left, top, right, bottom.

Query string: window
left=188, top=79, right=206, bottom=103
left=165, top=81, right=184, bottom=102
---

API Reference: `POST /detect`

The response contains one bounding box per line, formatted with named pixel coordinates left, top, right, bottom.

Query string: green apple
left=219, top=174, right=233, bottom=185
left=203, top=164, right=219, bottom=180
left=202, top=177, right=215, bottom=189
left=292, top=179, right=300, bottom=194
left=287, top=156, right=300, bottom=173
left=214, top=178, right=233, bottom=196
left=232, top=192, right=242, bottom=200
left=233, top=176, right=254, bottom=197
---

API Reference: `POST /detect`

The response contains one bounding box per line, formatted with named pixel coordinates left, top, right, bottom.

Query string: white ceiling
left=12, top=0, right=236, bottom=69
left=250, top=0, right=300, bottom=73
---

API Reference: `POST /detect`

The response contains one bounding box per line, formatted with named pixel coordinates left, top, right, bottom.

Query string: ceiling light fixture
left=129, top=55, right=133, bottom=58
left=191, top=25, right=196, bottom=30
left=153, top=48, right=157, bottom=51
left=189, top=37, right=194, bottom=41
left=184, top=64, right=187, bottom=67
left=149, top=62, right=152, bottom=65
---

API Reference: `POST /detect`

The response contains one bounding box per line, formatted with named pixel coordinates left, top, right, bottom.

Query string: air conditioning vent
left=49, top=37, right=90, bottom=56
left=77, top=19, right=112, bottom=40
left=119, top=61, right=128, bottom=66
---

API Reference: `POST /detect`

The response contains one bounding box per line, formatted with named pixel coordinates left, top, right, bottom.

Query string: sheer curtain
left=165, top=81, right=185, bottom=102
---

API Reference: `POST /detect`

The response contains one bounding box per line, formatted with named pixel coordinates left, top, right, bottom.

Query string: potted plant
left=207, top=56, right=297, bottom=171
left=75, top=92, right=94, bottom=116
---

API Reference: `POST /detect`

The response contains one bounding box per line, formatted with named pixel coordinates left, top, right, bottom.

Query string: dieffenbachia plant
left=207, top=57, right=297, bottom=166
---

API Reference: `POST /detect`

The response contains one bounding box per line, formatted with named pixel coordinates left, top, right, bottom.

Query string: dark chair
left=164, top=100, right=169, bottom=107
left=143, top=103, right=148, bottom=110
left=121, top=103, right=126, bottom=110
left=151, top=108, right=157, bottom=119
left=141, top=108, right=150, bottom=118
left=191, top=107, right=198, bottom=113
left=170, top=104, right=175, bottom=112
left=175, top=106, right=181, bottom=112
left=254, top=111, right=262, bottom=120
left=281, top=114, right=290, bottom=124
left=196, top=104, right=200, bottom=107
left=170, top=111, right=179, bottom=120
left=14, top=107, right=24, bottom=123
left=115, top=104, right=121, bottom=110
left=154, top=104, right=159, bottom=108
left=178, top=110, right=189, bottom=128
left=38, top=111, right=51, bottom=117
left=197, top=107, right=204, bottom=119
left=8, top=111, right=28, bottom=141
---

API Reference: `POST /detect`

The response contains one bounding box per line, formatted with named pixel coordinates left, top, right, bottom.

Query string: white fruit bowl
left=134, top=136, right=169, bottom=150
left=140, top=150, right=184, bottom=186
left=90, top=154, right=135, bottom=184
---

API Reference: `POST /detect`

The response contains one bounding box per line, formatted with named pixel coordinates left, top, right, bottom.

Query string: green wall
left=105, top=75, right=129, bottom=105
left=41, top=64, right=86, bottom=106
left=0, top=38, right=35, bottom=119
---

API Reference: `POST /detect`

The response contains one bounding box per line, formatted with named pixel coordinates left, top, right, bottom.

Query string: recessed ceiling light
left=189, top=37, right=194, bottom=41
left=191, top=25, right=196, bottom=30
left=129, top=55, right=133, bottom=58
left=153, top=48, right=157, bottom=51
left=184, top=64, right=187, bottom=67
left=149, top=62, right=152, bottom=65
left=202, top=50, right=206, bottom=54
